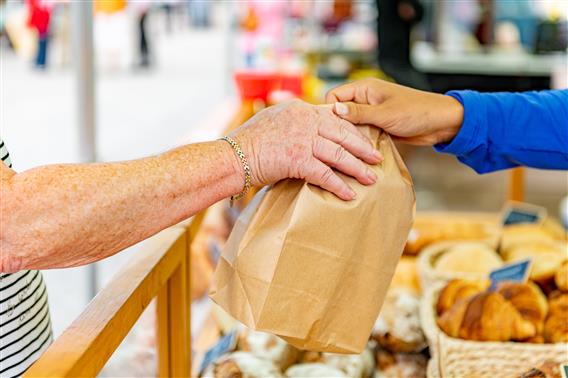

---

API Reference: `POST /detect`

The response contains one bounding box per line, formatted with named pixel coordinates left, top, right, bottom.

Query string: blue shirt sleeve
left=434, top=89, right=568, bottom=173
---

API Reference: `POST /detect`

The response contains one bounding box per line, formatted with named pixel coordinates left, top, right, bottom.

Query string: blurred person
left=94, top=0, right=131, bottom=71
left=134, top=1, right=151, bottom=67
left=27, top=0, right=52, bottom=69
left=327, top=78, right=568, bottom=172
left=0, top=100, right=381, bottom=376
left=187, top=0, right=211, bottom=28
left=376, top=0, right=429, bottom=90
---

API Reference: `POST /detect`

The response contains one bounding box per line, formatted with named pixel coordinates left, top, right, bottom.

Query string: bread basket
left=417, top=241, right=497, bottom=291
left=420, top=284, right=568, bottom=378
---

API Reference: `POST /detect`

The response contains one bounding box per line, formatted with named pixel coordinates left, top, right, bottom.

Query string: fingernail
left=374, top=150, right=383, bottom=161
left=348, top=188, right=357, bottom=199
left=334, top=102, right=349, bottom=115
left=367, top=169, right=377, bottom=183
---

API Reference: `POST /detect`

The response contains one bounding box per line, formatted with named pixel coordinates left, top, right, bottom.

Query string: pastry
left=548, top=291, right=568, bottom=314
left=437, top=292, right=536, bottom=341
left=543, top=312, right=568, bottom=343
left=436, top=279, right=488, bottom=316
left=297, top=349, right=374, bottom=378
left=496, top=282, right=548, bottom=333
left=505, top=242, right=567, bottom=284
left=201, top=352, right=283, bottom=378
left=501, top=224, right=554, bottom=253
left=371, top=289, right=427, bottom=353
left=390, top=256, right=420, bottom=295
left=237, top=328, right=299, bottom=370
left=405, top=218, right=496, bottom=255
left=285, top=363, right=347, bottom=377
left=375, top=349, right=427, bottom=378
left=435, top=242, right=502, bottom=275
left=519, top=368, right=547, bottom=378
left=543, top=293, right=568, bottom=344
left=554, top=261, right=568, bottom=292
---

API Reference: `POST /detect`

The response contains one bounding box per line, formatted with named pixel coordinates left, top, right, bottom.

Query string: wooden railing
left=24, top=214, right=203, bottom=377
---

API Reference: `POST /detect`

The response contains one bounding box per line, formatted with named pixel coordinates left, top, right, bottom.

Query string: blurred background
left=1, top=0, right=567, bottom=375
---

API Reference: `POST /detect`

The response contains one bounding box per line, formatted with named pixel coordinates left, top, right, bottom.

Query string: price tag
left=199, top=329, right=238, bottom=374
left=501, top=201, right=546, bottom=226
left=560, top=364, right=568, bottom=378
left=489, top=259, right=531, bottom=291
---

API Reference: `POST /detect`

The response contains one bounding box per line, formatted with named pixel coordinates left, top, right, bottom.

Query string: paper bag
left=210, top=127, right=415, bottom=354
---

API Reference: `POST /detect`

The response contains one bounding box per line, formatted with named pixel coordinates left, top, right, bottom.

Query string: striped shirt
left=0, top=140, right=53, bottom=377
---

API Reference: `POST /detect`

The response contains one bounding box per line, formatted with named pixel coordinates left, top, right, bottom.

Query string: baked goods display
left=434, top=279, right=568, bottom=344
left=200, top=292, right=429, bottom=377
left=195, top=207, right=567, bottom=378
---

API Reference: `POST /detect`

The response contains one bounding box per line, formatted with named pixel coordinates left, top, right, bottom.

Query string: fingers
left=333, top=102, right=385, bottom=128
left=313, top=137, right=377, bottom=186
left=325, top=81, right=361, bottom=103
left=304, top=159, right=356, bottom=201
left=318, top=116, right=383, bottom=164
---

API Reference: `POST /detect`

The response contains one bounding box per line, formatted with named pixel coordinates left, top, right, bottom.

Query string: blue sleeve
left=434, top=89, right=568, bottom=173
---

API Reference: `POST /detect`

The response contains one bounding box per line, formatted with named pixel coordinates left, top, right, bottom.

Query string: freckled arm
left=0, top=141, right=242, bottom=272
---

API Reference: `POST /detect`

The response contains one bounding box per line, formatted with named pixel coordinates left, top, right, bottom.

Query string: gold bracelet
left=220, top=136, right=251, bottom=206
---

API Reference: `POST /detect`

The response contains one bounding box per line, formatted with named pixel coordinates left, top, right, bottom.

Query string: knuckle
left=319, top=167, right=335, bottom=184
left=333, top=145, right=346, bottom=162
left=338, top=123, right=350, bottom=144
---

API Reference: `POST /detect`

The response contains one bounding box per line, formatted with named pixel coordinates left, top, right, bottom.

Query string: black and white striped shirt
left=1, top=140, right=53, bottom=377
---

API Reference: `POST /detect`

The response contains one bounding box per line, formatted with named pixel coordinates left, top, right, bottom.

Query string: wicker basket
left=417, top=241, right=498, bottom=291
left=421, top=284, right=568, bottom=378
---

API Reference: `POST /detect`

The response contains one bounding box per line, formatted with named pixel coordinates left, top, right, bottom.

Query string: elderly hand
left=231, top=100, right=383, bottom=201
left=326, top=79, right=464, bottom=146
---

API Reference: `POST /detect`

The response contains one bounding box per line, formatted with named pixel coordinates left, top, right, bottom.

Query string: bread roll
left=237, top=328, right=299, bottom=370
left=372, top=289, right=426, bottom=353
left=554, top=261, right=568, bottom=292
left=544, top=291, right=568, bottom=343
left=390, top=256, right=420, bottom=295
left=434, top=242, right=502, bottom=275
left=496, top=282, right=548, bottom=333
left=298, top=349, right=374, bottom=378
left=436, top=279, right=488, bottom=316
left=375, top=349, right=427, bottom=378
left=505, top=242, right=567, bottom=284
left=501, top=224, right=553, bottom=253
left=437, top=292, right=536, bottom=341
left=285, top=363, right=347, bottom=377
left=201, top=352, right=283, bottom=378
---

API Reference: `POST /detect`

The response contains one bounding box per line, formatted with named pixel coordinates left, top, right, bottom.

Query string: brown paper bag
left=210, top=127, right=415, bottom=354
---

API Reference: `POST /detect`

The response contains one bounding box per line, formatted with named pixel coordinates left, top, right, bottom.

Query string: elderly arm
left=1, top=101, right=381, bottom=272
left=0, top=141, right=243, bottom=272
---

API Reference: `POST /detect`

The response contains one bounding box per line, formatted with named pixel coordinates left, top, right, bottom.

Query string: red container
left=278, top=74, right=303, bottom=97
left=234, top=71, right=279, bottom=102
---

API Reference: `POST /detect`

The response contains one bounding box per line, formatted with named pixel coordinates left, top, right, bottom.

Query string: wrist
left=218, top=139, right=247, bottom=198
left=435, top=94, right=464, bottom=144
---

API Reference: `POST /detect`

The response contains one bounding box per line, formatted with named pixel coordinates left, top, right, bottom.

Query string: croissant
left=496, top=282, right=548, bottom=333
left=548, top=291, right=568, bottom=314
left=544, top=291, right=568, bottom=343
left=436, top=279, right=488, bottom=316
left=437, top=292, right=536, bottom=341
left=543, top=312, right=568, bottom=343
left=554, top=261, right=568, bottom=292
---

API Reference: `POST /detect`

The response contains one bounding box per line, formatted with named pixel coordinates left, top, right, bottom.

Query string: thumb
left=333, top=102, right=382, bottom=126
